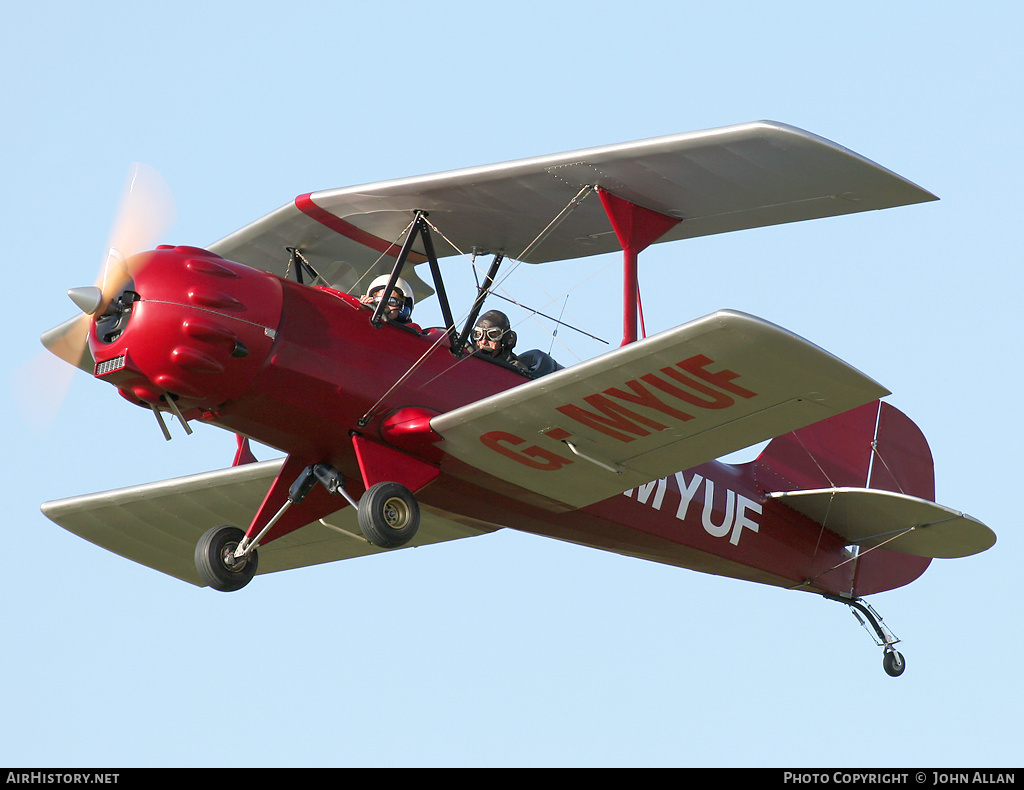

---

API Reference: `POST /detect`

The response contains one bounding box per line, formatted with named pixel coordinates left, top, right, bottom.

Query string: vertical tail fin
left=754, top=400, right=934, bottom=499
left=754, top=400, right=934, bottom=595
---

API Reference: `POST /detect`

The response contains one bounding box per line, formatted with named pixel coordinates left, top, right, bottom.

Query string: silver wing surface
left=207, top=120, right=936, bottom=295
left=41, top=459, right=494, bottom=586
left=768, top=487, right=996, bottom=559
left=430, top=311, right=889, bottom=510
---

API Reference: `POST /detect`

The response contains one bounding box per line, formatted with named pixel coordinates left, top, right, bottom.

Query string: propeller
left=21, top=164, right=175, bottom=434
left=40, top=162, right=176, bottom=371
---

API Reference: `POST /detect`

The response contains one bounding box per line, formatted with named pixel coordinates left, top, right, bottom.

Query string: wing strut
left=597, top=188, right=682, bottom=346
left=454, top=252, right=504, bottom=353
left=372, top=211, right=460, bottom=354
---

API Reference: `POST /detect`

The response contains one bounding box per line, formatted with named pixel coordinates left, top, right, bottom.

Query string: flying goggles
left=473, top=327, right=507, bottom=342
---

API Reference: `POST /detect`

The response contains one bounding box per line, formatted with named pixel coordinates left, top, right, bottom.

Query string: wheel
left=882, top=649, right=906, bottom=677
left=357, top=482, right=420, bottom=549
left=195, top=525, right=258, bottom=592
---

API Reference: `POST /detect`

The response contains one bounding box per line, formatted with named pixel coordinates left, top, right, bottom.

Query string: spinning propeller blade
left=40, top=163, right=176, bottom=370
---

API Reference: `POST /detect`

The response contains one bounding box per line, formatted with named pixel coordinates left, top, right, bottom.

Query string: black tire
left=357, top=482, right=420, bottom=549
left=882, top=650, right=906, bottom=677
left=195, top=525, right=258, bottom=592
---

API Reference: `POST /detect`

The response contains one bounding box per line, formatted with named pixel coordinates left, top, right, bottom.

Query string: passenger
left=360, top=275, right=418, bottom=328
left=472, top=310, right=526, bottom=370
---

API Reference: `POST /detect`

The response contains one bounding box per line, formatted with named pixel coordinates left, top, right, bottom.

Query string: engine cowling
left=88, top=245, right=283, bottom=413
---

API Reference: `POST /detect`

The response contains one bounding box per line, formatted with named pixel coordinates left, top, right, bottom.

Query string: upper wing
left=207, top=120, right=935, bottom=293
left=41, top=459, right=494, bottom=587
left=768, top=487, right=996, bottom=558
left=430, top=310, right=889, bottom=510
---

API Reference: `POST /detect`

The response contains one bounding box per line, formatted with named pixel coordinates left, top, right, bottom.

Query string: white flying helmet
left=367, top=274, right=414, bottom=321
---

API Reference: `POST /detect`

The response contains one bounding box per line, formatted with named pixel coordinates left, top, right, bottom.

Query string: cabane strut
left=596, top=188, right=682, bottom=346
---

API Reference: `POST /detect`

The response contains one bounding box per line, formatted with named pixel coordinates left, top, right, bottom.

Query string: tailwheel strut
left=822, top=593, right=906, bottom=677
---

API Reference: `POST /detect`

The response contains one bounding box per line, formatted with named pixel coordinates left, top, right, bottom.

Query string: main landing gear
left=194, top=463, right=421, bottom=592
left=357, top=481, right=420, bottom=549
left=195, top=525, right=258, bottom=592
left=822, top=593, right=906, bottom=677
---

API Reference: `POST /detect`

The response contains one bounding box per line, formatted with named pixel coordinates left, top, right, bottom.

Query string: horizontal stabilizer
left=431, top=310, right=888, bottom=509
left=41, top=459, right=493, bottom=586
left=769, top=487, right=996, bottom=558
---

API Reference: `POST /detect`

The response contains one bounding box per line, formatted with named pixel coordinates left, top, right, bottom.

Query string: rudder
left=754, top=400, right=934, bottom=595
left=753, top=400, right=934, bottom=500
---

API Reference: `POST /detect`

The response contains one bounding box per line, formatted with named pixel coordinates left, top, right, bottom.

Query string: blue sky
left=3, top=1, right=1021, bottom=767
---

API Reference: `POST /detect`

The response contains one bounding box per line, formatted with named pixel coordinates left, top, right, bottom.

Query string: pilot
left=360, top=275, right=417, bottom=327
left=472, top=310, right=525, bottom=369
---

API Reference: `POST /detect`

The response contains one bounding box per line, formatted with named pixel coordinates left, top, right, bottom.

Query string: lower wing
left=41, top=459, right=494, bottom=586
left=431, top=310, right=889, bottom=509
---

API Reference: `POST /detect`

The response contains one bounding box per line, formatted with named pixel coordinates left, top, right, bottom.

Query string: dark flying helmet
left=473, top=310, right=517, bottom=354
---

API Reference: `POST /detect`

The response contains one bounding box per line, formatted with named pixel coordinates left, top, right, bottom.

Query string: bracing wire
left=346, top=217, right=419, bottom=296
left=358, top=186, right=602, bottom=424
left=548, top=295, right=568, bottom=354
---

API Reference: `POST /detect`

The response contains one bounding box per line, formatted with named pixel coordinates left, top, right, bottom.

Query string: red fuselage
left=89, top=246, right=928, bottom=598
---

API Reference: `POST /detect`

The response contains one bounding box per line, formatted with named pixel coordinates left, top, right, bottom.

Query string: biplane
left=40, top=120, right=995, bottom=676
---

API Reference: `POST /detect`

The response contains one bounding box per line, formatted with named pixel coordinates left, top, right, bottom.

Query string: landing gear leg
left=822, top=593, right=906, bottom=677
left=194, top=462, right=355, bottom=592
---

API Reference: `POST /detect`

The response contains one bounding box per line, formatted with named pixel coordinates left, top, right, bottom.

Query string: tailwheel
left=821, top=593, right=906, bottom=677
left=358, top=481, right=420, bottom=549
left=195, top=525, right=258, bottom=592
left=883, top=649, right=906, bottom=677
